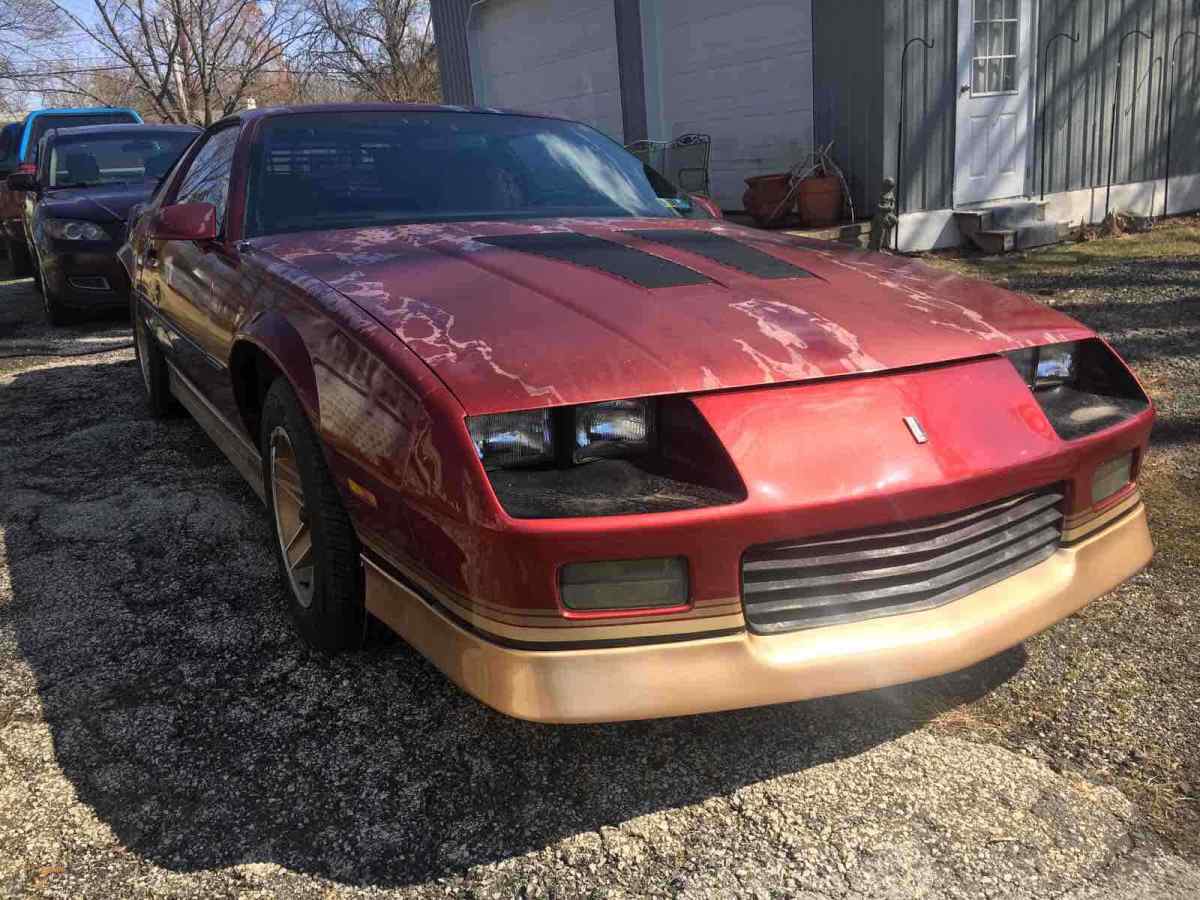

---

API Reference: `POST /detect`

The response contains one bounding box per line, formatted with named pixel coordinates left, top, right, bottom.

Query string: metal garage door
left=650, top=0, right=815, bottom=208
left=471, top=0, right=625, bottom=141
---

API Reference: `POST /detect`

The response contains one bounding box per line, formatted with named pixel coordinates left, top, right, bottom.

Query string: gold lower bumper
left=365, top=503, right=1152, bottom=724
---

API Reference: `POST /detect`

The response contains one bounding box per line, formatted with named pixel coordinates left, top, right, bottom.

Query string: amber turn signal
left=559, top=557, right=688, bottom=611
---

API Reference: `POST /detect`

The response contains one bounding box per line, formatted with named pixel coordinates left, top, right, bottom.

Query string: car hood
left=40, top=183, right=153, bottom=224
left=254, top=219, right=1092, bottom=415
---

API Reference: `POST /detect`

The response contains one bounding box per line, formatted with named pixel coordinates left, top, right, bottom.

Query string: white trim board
left=896, top=174, right=1200, bottom=252
left=1042, top=175, right=1200, bottom=225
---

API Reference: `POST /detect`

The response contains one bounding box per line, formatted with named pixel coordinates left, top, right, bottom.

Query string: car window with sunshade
left=244, top=111, right=689, bottom=237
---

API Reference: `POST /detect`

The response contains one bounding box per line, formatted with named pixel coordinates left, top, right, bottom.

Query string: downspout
left=466, top=0, right=491, bottom=107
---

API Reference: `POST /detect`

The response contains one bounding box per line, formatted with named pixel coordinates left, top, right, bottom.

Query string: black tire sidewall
left=260, top=379, right=365, bottom=651
left=38, top=251, right=70, bottom=326
left=131, top=295, right=173, bottom=416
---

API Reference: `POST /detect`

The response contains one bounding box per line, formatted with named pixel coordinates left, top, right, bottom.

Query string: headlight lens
left=467, top=409, right=552, bottom=470
left=468, top=399, right=657, bottom=471
left=44, top=219, right=108, bottom=241
left=575, top=399, right=655, bottom=462
left=1006, top=341, right=1078, bottom=389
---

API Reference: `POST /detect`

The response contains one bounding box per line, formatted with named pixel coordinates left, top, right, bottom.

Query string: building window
left=972, top=0, right=1019, bottom=95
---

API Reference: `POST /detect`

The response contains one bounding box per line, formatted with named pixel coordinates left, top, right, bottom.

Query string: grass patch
left=922, top=215, right=1200, bottom=283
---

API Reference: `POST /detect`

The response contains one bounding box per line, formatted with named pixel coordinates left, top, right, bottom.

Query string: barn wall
left=812, top=0, right=886, bottom=218
left=882, top=0, right=959, bottom=215
left=1035, top=0, right=1200, bottom=200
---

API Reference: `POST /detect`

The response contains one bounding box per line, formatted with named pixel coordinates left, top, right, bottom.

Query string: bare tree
left=304, top=0, right=437, bottom=103
left=49, top=0, right=310, bottom=124
left=0, top=0, right=68, bottom=113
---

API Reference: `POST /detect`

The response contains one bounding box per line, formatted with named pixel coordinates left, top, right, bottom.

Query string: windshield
left=46, top=132, right=195, bottom=188
left=245, top=111, right=691, bottom=236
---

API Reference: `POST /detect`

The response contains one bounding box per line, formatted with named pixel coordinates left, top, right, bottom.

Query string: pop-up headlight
left=1004, top=339, right=1149, bottom=441
left=466, top=397, right=745, bottom=519
left=575, top=399, right=655, bottom=462
left=467, top=410, right=552, bottom=470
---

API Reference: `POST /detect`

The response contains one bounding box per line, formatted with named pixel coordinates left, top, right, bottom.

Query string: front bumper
left=40, top=244, right=131, bottom=309
left=365, top=497, right=1152, bottom=723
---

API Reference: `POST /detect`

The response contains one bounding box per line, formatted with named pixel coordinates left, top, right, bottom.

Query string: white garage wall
left=470, top=0, right=625, bottom=141
left=642, top=0, right=815, bottom=209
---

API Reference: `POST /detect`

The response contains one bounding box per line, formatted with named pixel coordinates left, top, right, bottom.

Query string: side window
left=174, top=127, right=239, bottom=232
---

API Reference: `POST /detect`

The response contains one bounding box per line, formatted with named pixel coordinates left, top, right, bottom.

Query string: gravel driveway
left=1, top=247, right=1198, bottom=898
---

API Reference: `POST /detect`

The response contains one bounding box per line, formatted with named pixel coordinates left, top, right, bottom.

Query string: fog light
left=560, top=557, right=688, bottom=611
left=1092, top=452, right=1134, bottom=503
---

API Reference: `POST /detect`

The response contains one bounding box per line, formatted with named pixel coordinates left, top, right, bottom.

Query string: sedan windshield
left=245, top=110, right=690, bottom=236
left=46, top=132, right=195, bottom=188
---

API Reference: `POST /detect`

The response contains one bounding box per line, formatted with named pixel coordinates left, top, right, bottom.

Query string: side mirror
left=6, top=171, right=39, bottom=193
left=151, top=202, right=217, bottom=242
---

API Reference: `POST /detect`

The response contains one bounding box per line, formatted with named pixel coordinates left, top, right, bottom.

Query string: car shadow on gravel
left=2, top=358, right=1025, bottom=889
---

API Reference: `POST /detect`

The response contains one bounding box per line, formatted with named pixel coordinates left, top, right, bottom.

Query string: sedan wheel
left=260, top=378, right=365, bottom=651
left=36, top=250, right=73, bottom=326
left=131, top=297, right=174, bottom=417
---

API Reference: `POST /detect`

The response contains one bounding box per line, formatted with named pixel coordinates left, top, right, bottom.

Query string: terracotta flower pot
left=796, top=174, right=843, bottom=227
left=742, top=173, right=794, bottom=226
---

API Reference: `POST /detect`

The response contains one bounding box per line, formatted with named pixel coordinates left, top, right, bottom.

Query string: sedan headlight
left=44, top=219, right=108, bottom=241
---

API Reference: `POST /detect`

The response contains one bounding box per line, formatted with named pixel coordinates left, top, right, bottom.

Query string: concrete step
left=988, top=200, right=1048, bottom=229
left=1015, top=221, right=1072, bottom=250
left=954, top=200, right=1049, bottom=238
left=969, top=229, right=1017, bottom=254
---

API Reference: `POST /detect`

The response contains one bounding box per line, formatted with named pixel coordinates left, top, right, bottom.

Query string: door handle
left=960, top=83, right=972, bottom=96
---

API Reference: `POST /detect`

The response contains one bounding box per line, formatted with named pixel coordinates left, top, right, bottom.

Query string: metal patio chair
left=625, top=132, right=712, bottom=196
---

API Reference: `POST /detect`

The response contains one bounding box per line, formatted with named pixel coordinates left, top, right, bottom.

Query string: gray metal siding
left=814, top=0, right=957, bottom=216
left=431, top=0, right=474, bottom=105
left=812, top=0, right=885, bottom=217
left=1035, top=0, right=1200, bottom=197
left=882, top=0, right=959, bottom=214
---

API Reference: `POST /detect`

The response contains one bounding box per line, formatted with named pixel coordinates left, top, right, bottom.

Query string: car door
left=152, top=124, right=245, bottom=413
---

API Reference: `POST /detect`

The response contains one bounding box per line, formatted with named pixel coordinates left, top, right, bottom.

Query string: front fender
left=233, top=310, right=321, bottom=424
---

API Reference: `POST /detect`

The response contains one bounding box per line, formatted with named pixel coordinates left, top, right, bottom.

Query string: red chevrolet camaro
left=122, top=103, right=1153, bottom=722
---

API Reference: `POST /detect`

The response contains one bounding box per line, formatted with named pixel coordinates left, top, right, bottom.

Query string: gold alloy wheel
left=270, top=426, right=316, bottom=609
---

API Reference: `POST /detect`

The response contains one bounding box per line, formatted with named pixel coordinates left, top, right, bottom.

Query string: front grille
left=741, top=487, right=1064, bottom=634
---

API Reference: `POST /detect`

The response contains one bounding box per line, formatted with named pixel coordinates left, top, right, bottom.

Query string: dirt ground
left=1, top=227, right=1198, bottom=898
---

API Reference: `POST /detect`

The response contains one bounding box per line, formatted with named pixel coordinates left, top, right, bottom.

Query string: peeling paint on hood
left=253, top=218, right=1093, bottom=416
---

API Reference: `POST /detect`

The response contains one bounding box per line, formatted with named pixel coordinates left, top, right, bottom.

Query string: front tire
left=261, top=378, right=366, bottom=652
left=131, top=295, right=174, bottom=416
left=38, top=252, right=75, bottom=326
